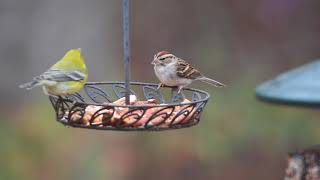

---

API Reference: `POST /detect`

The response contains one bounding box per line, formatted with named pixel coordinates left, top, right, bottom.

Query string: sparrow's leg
left=156, top=83, right=163, bottom=90
left=171, top=86, right=185, bottom=102
left=177, top=86, right=186, bottom=99
left=177, top=86, right=183, bottom=94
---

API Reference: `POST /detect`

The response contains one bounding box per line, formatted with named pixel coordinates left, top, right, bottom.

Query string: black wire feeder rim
left=49, top=81, right=211, bottom=131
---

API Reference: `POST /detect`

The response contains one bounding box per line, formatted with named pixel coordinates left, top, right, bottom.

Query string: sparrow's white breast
left=154, top=62, right=192, bottom=86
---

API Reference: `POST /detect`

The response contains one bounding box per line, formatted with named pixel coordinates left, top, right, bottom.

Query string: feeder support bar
left=123, top=0, right=130, bottom=105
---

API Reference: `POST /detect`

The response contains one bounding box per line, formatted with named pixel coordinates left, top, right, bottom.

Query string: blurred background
left=1, top=0, right=320, bottom=179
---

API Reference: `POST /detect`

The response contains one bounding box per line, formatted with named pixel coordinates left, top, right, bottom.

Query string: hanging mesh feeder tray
left=48, top=0, right=211, bottom=131
left=49, top=82, right=210, bottom=131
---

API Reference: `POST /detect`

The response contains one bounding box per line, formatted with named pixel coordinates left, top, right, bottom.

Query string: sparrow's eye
left=159, top=57, right=166, bottom=61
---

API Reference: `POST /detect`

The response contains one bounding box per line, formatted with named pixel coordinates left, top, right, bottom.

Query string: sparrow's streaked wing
left=176, top=59, right=202, bottom=80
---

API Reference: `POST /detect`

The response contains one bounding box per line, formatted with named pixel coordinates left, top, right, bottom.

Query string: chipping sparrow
left=152, top=51, right=225, bottom=93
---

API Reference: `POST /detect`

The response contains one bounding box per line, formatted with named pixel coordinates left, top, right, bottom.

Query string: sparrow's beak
left=151, top=59, right=156, bottom=65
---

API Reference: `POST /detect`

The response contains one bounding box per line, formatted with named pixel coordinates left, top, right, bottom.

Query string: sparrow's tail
left=19, top=80, right=41, bottom=90
left=198, top=77, right=225, bottom=87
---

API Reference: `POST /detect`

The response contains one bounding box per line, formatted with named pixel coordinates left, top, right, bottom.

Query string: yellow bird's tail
left=19, top=80, right=41, bottom=90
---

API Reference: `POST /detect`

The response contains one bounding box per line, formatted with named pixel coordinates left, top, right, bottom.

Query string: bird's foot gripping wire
left=156, top=83, right=163, bottom=90
left=171, top=86, right=185, bottom=103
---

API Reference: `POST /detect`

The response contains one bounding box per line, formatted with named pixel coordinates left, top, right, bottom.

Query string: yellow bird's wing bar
left=36, top=69, right=86, bottom=82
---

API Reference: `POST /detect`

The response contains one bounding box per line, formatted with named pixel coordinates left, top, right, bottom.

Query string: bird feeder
left=256, top=60, right=320, bottom=107
left=49, top=0, right=211, bottom=131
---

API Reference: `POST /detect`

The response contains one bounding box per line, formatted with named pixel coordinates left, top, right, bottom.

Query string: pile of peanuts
left=65, top=95, right=197, bottom=128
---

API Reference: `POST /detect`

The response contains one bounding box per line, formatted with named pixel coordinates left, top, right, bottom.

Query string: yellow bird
left=19, top=48, right=88, bottom=96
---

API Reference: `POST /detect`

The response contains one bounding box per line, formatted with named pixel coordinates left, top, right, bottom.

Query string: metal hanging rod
left=123, top=0, right=130, bottom=105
